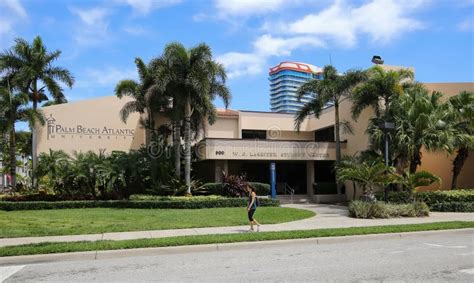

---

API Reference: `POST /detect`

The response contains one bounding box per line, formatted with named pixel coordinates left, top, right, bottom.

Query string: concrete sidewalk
left=1, top=204, right=473, bottom=247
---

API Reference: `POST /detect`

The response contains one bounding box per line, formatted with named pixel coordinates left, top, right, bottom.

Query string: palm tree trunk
left=173, top=120, right=180, bottom=178
left=451, top=147, right=469, bottom=189
left=334, top=102, right=342, bottom=198
left=9, top=118, right=16, bottom=189
left=409, top=148, right=422, bottom=174
left=184, top=98, right=191, bottom=194
left=31, top=83, right=38, bottom=189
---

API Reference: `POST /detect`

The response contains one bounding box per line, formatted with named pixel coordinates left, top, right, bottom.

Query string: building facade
left=269, top=61, right=323, bottom=113
left=34, top=78, right=474, bottom=201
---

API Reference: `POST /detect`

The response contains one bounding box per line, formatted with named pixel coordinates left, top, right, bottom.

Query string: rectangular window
left=242, top=130, right=266, bottom=139
left=314, top=126, right=335, bottom=142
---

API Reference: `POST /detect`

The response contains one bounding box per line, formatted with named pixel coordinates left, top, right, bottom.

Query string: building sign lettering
left=46, top=114, right=135, bottom=140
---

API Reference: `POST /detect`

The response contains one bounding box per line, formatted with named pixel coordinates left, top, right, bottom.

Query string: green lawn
left=0, top=221, right=472, bottom=257
left=0, top=207, right=314, bottom=238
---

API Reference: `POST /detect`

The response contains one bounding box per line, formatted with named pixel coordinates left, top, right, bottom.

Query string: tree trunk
left=31, top=84, right=38, bottom=189
left=409, top=148, right=422, bottom=174
left=9, top=118, right=17, bottom=189
left=334, top=102, right=342, bottom=198
left=184, top=98, right=191, bottom=194
left=173, top=120, right=181, bottom=179
left=451, top=147, right=469, bottom=189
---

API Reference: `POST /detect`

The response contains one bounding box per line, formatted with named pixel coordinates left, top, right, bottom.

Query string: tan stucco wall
left=36, top=96, right=143, bottom=156
left=206, top=117, right=239, bottom=138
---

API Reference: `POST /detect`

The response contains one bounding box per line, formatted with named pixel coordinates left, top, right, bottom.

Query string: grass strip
left=0, top=207, right=314, bottom=238
left=1, top=221, right=472, bottom=257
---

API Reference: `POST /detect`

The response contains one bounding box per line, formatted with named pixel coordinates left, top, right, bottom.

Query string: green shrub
left=416, top=190, right=474, bottom=205
left=0, top=198, right=280, bottom=211
left=375, top=190, right=474, bottom=212
left=374, top=191, right=412, bottom=203
left=249, top=182, right=270, bottom=195
left=429, top=202, right=474, bottom=212
left=348, top=201, right=429, bottom=219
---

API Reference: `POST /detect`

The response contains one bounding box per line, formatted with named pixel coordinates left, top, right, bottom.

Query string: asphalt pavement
left=2, top=229, right=473, bottom=282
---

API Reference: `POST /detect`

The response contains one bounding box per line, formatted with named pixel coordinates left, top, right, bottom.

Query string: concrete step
left=276, top=194, right=313, bottom=204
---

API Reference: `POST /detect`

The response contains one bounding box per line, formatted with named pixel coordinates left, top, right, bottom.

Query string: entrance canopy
left=198, top=138, right=344, bottom=161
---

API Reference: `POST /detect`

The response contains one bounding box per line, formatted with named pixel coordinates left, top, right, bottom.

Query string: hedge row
left=349, top=201, right=429, bottom=219
left=374, top=190, right=474, bottom=212
left=195, top=182, right=270, bottom=196
left=0, top=198, right=280, bottom=211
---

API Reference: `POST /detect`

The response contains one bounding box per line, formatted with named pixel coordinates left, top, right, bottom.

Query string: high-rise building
left=269, top=61, right=323, bottom=113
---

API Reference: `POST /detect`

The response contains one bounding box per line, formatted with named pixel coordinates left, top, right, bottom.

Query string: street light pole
left=379, top=121, right=394, bottom=202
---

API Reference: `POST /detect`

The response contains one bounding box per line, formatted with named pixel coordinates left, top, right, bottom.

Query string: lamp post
left=379, top=121, right=395, bottom=202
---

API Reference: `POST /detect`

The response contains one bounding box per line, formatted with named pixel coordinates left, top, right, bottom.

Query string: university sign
left=199, top=139, right=340, bottom=161
left=46, top=114, right=135, bottom=140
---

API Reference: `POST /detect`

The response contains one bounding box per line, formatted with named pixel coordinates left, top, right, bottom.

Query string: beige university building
left=36, top=71, right=474, bottom=201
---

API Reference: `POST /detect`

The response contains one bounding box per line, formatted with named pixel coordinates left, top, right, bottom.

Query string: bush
left=0, top=197, right=280, bottom=211
left=195, top=182, right=270, bottom=197
left=249, top=182, right=270, bottom=195
left=348, top=201, right=429, bottom=219
left=429, top=202, right=474, bottom=212
left=374, top=191, right=412, bottom=203
left=375, top=190, right=474, bottom=212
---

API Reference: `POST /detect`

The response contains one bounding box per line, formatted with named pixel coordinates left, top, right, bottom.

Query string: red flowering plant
left=222, top=171, right=248, bottom=197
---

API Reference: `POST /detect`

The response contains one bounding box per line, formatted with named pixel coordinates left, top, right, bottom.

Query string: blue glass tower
left=269, top=62, right=322, bottom=113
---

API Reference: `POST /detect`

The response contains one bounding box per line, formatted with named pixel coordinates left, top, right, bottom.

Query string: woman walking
left=246, top=185, right=261, bottom=232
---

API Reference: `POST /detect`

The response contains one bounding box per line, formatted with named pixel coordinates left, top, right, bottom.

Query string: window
left=242, top=130, right=266, bottom=139
left=314, top=126, right=335, bottom=142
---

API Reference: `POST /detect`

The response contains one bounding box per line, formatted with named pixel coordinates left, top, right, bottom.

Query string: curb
left=1, top=228, right=473, bottom=265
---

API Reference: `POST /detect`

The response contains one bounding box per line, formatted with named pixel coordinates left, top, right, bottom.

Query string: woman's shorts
left=248, top=209, right=256, bottom=221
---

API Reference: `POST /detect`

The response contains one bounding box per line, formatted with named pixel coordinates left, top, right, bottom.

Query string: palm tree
left=294, top=65, right=366, bottom=197
left=156, top=42, right=231, bottom=193
left=337, top=160, right=397, bottom=201
left=0, top=36, right=74, bottom=186
left=115, top=58, right=169, bottom=145
left=448, top=91, right=474, bottom=189
left=0, top=78, right=44, bottom=188
left=351, top=65, right=414, bottom=121
left=382, top=85, right=454, bottom=173
left=395, top=170, right=441, bottom=195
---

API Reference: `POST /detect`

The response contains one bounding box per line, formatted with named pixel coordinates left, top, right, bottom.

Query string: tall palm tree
left=115, top=58, right=169, bottom=145
left=369, top=84, right=455, bottom=173
left=294, top=65, right=366, bottom=197
left=0, top=78, right=43, bottom=188
left=351, top=65, right=414, bottom=121
left=0, top=36, right=74, bottom=186
left=156, top=42, right=231, bottom=192
left=448, top=91, right=474, bottom=188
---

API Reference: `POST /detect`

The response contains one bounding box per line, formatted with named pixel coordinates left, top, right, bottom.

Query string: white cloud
left=70, top=7, right=110, bottom=26
left=85, top=67, right=138, bottom=87
left=0, top=0, right=27, bottom=40
left=3, top=0, right=27, bottom=18
left=254, top=34, right=324, bottom=56
left=458, top=17, right=474, bottom=32
left=216, top=52, right=265, bottom=79
left=69, top=7, right=111, bottom=45
left=215, top=0, right=287, bottom=16
left=116, top=0, right=181, bottom=15
left=123, top=26, right=147, bottom=35
left=217, top=34, right=323, bottom=79
left=271, top=0, right=425, bottom=47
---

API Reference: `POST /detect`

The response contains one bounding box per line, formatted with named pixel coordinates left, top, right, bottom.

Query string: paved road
left=2, top=230, right=474, bottom=282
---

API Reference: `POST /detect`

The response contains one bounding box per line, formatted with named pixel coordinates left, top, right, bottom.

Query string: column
left=306, top=161, right=315, bottom=196
left=270, top=162, right=276, bottom=199
left=214, top=160, right=228, bottom=183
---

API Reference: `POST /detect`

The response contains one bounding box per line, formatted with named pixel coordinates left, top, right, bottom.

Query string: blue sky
left=1, top=0, right=473, bottom=111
